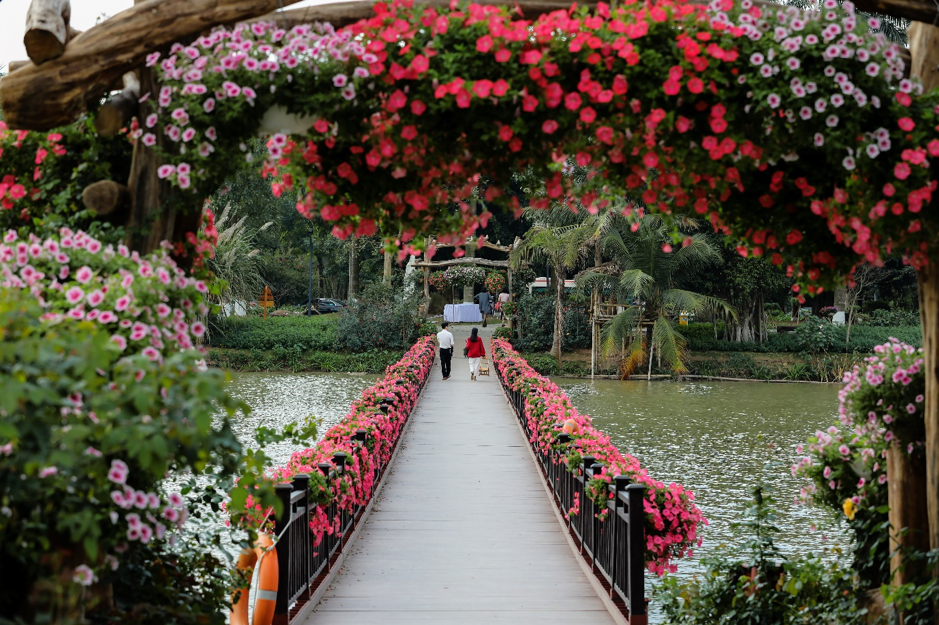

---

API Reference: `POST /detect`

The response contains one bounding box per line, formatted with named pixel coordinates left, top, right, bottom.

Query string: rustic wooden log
left=7, top=61, right=31, bottom=73
left=24, top=0, right=79, bottom=65
left=81, top=180, right=131, bottom=217
left=854, top=0, right=938, bottom=25
left=887, top=445, right=930, bottom=586
left=905, top=21, right=939, bottom=580
left=95, top=72, right=141, bottom=137
left=0, top=0, right=307, bottom=131
left=414, top=258, right=511, bottom=269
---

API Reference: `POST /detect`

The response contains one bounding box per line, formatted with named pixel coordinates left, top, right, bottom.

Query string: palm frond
left=652, top=315, right=689, bottom=373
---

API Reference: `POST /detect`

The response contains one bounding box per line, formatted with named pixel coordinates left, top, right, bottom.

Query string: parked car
left=314, top=298, right=343, bottom=313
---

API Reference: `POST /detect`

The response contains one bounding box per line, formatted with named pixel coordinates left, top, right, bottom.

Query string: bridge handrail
left=263, top=338, right=436, bottom=625
left=496, top=363, right=648, bottom=625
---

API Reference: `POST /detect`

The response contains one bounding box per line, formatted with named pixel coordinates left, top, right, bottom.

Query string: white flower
left=767, top=93, right=781, bottom=108
left=842, top=156, right=856, bottom=170
left=830, top=94, right=844, bottom=107
left=749, top=52, right=764, bottom=65
left=815, top=98, right=827, bottom=112
left=799, top=107, right=813, bottom=120
left=787, top=58, right=801, bottom=70
left=73, top=565, right=96, bottom=587
left=826, top=114, right=839, bottom=127
left=814, top=133, right=825, bottom=146
left=866, top=144, right=880, bottom=158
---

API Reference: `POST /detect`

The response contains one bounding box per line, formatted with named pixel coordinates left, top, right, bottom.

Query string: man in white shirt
left=436, top=322, right=454, bottom=380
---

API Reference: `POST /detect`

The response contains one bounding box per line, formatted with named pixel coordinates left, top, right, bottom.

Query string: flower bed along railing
left=492, top=338, right=706, bottom=622
left=244, top=336, right=435, bottom=624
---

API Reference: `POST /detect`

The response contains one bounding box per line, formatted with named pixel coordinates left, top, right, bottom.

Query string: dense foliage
left=209, top=314, right=337, bottom=351
left=335, top=283, right=425, bottom=351
left=0, top=230, right=297, bottom=622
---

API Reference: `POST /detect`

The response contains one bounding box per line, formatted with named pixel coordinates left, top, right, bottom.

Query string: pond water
left=555, top=378, right=851, bottom=620
left=227, top=371, right=379, bottom=466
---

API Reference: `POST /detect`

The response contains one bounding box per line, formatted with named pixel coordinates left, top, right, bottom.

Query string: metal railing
left=267, top=364, right=431, bottom=624
left=498, top=368, right=648, bottom=625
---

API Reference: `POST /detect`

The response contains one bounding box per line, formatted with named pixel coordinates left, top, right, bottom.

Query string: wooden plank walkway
left=302, top=325, right=618, bottom=624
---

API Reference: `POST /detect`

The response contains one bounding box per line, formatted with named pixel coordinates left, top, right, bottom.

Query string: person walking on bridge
left=465, top=327, right=486, bottom=380
left=437, top=322, right=454, bottom=380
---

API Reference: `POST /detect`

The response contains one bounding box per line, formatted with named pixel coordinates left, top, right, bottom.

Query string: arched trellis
left=2, top=0, right=939, bottom=587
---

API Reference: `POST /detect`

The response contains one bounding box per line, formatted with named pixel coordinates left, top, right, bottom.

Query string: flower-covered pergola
left=3, top=0, right=939, bottom=578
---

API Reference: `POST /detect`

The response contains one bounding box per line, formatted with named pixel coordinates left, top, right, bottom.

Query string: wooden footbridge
left=261, top=326, right=647, bottom=625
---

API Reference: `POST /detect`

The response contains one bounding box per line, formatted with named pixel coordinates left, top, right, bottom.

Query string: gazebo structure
left=414, top=236, right=518, bottom=313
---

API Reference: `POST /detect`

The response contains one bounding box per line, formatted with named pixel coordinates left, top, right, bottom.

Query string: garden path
left=302, top=324, right=618, bottom=624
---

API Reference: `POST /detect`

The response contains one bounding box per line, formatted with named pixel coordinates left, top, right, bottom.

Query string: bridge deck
left=302, top=325, right=617, bottom=624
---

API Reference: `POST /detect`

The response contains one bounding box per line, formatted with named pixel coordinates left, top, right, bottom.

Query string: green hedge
left=208, top=315, right=337, bottom=351
left=206, top=347, right=403, bottom=373
left=681, top=322, right=921, bottom=354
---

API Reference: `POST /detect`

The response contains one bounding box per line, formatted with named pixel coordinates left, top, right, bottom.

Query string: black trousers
left=440, top=347, right=453, bottom=378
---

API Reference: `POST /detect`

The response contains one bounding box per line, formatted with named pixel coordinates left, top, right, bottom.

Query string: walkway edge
left=293, top=362, right=431, bottom=623
left=503, top=390, right=630, bottom=625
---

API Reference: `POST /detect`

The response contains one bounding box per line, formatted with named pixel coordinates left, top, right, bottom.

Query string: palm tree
left=579, top=215, right=731, bottom=377
left=511, top=220, right=591, bottom=373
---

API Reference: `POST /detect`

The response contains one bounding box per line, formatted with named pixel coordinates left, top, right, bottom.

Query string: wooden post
left=906, top=21, right=939, bottom=574
left=919, top=261, right=939, bottom=556
left=887, top=445, right=930, bottom=585
left=259, top=286, right=275, bottom=320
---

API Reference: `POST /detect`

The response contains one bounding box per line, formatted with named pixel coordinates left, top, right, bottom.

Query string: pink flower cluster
left=1, top=228, right=209, bottom=362
left=491, top=338, right=705, bottom=575
left=152, top=20, right=368, bottom=191
left=264, top=337, right=436, bottom=545
left=105, top=459, right=188, bottom=546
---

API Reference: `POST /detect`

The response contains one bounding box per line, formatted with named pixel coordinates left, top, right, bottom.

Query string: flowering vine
left=148, top=0, right=937, bottom=293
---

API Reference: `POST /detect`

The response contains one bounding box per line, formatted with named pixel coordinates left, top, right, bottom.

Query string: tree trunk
left=887, top=445, right=930, bottom=586
left=551, top=265, right=564, bottom=369
left=347, top=241, right=360, bottom=300
left=383, top=249, right=393, bottom=284
left=316, top=254, right=325, bottom=297
left=919, top=263, right=939, bottom=555
left=423, top=266, right=430, bottom=315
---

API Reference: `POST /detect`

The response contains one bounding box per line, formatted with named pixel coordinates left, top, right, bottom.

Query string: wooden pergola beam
left=414, top=258, right=511, bottom=269
left=0, top=0, right=307, bottom=131
left=854, top=0, right=937, bottom=25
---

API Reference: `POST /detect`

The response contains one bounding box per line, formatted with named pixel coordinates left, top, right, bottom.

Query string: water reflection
left=556, top=378, right=851, bottom=619
left=227, top=371, right=379, bottom=466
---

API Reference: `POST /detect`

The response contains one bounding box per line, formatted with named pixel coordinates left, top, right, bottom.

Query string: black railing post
left=590, top=462, right=603, bottom=572
left=626, top=483, right=647, bottom=624
left=579, top=456, right=594, bottom=552
left=273, top=481, right=294, bottom=625
left=292, top=474, right=311, bottom=602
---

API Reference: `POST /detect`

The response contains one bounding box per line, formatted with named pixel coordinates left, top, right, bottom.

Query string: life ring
left=230, top=533, right=279, bottom=625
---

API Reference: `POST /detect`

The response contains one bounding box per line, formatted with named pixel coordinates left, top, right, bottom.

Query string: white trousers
left=469, top=357, right=481, bottom=375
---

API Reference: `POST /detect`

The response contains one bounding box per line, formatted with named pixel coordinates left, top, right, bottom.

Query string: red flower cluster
left=156, top=0, right=938, bottom=293
left=269, top=336, right=436, bottom=545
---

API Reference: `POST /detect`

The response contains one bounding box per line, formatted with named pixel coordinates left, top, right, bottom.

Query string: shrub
left=209, top=315, right=337, bottom=351
left=683, top=321, right=921, bottom=354
left=794, top=315, right=841, bottom=353
left=0, top=291, right=258, bottom=621
left=492, top=326, right=513, bottom=341
left=335, top=283, right=424, bottom=352
left=862, top=308, right=921, bottom=327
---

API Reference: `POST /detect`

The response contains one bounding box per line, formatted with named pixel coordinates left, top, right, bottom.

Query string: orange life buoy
left=230, top=533, right=279, bottom=625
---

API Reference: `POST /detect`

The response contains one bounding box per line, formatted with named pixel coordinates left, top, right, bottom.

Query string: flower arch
left=149, top=0, right=937, bottom=295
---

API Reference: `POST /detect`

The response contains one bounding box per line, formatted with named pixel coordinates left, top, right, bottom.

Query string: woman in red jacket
left=465, top=327, right=486, bottom=380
